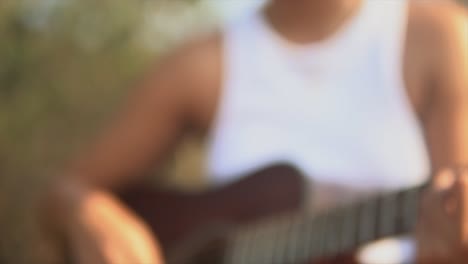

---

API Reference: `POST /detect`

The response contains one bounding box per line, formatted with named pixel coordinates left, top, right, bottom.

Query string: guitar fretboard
left=225, top=184, right=426, bottom=264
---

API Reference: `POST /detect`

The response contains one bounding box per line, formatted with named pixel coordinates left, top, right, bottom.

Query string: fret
left=401, top=187, right=421, bottom=232
left=284, top=214, right=301, bottom=263
left=226, top=229, right=249, bottom=264
left=324, top=210, right=339, bottom=256
left=244, top=217, right=288, bottom=264
left=223, top=233, right=236, bottom=264
left=319, top=214, right=331, bottom=259
left=378, top=191, right=398, bottom=237
left=244, top=221, right=263, bottom=264
left=266, top=217, right=292, bottom=264
left=295, top=214, right=315, bottom=263
left=325, top=211, right=338, bottom=257
left=255, top=219, right=277, bottom=264
left=244, top=226, right=261, bottom=264
left=358, top=198, right=378, bottom=244
left=308, top=215, right=325, bottom=260
left=334, top=208, right=348, bottom=253
left=340, top=205, right=358, bottom=252
left=244, top=228, right=259, bottom=264
left=251, top=219, right=280, bottom=264
left=270, top=215, right=292, bottom=264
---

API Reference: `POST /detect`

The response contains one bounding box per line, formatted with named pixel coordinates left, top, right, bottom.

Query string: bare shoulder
left=408, top=0, right=468, bottom=68
left=145, top=31, right=223, bottom=131
left=154, top=31, right=222, bottom=86
left=175, top=32, right=224, bottom=132
left=167, top=32, right=222, bottom=70
left=406, top=1, right=467, bottom=103
left=407, top=1, right=467, bottom=59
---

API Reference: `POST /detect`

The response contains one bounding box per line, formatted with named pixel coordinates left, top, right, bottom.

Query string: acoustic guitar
left=118, top=163, right=425, bottom=264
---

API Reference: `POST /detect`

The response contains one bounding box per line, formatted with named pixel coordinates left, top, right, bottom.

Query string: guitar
left=118, top=163, right=425, bottom=264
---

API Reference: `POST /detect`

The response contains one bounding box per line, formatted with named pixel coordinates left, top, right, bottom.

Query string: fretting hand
left=416, top=166, right=468, bottom=263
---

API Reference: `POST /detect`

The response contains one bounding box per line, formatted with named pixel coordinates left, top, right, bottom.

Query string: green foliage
left=1, top=0, right=142, bottom=170
left=0, top=0, right=214, bottom=262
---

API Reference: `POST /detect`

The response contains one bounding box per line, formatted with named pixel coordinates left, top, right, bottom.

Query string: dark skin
left=44, top=1, right=468, bottom=263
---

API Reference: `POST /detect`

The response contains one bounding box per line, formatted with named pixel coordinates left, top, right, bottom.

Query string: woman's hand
left=67, top=190, right=164, bottom=264
left=416, top=167, right=468, bottom=263
left=42, top=179, right=164, bottom=264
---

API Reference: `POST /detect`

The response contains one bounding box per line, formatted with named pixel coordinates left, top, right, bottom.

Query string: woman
left=43, top=0, right=468, bottom=263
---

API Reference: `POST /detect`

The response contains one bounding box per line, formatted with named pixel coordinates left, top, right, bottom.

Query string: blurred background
left=0, top=0, right=466, bottom=263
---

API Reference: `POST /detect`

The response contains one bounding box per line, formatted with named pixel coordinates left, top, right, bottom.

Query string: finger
left=457, top=166, right=468, bottom=243
left=433, top=167, right=456, bottom=191
left=453, top=164, right=468, bottom=178
left=103, top=242, right=130, bottom=264
left=432, top=168, right=464, bottom=216
left=458, top=166, right=468, bottom=184
left=444, top=186, right=460, bottom=216
left=445, top=167, right=468, bottom=216
left=427, top=169, right=456, bottom=217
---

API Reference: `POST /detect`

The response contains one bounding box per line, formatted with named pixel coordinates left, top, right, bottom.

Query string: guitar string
left=225, top=184, right=425, bottom=264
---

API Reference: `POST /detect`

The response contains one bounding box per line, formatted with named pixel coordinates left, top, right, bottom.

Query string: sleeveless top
left=207, top=1, right=430, bottom=192
left=206, top=1, right=430, bottom=262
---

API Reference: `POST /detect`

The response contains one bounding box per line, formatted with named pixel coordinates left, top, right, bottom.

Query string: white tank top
left=207, top=1, right=430, bottom=193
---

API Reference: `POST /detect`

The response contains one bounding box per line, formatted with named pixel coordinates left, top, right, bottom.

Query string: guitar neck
left=225, top=183, right=426, bottom=264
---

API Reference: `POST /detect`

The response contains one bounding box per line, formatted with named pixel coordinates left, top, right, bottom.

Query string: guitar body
left=119, top=163, right=357, bottom=264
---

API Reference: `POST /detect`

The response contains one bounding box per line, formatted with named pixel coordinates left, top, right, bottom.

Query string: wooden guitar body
left=118, top=164, right=369, bottom=264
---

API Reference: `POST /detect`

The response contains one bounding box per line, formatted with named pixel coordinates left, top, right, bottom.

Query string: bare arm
left=69, top=54, right=191, bottom=189
left=421, top=3, right=468, bottom=170
left=44, top=35, right=221, bottom=263
left=413, top=3, right=468, bottom=262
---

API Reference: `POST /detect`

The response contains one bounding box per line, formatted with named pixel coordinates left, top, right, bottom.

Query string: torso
left=159, top=1, right=465, bottom=263
left=179, top=2, right=444, bottom=263
left=204, top=1, right=431, bottom=189
left=190, top=2, right=440, bottom=152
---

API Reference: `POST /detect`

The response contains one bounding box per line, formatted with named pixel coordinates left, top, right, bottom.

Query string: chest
left=207, top=37, right=430, bottom=187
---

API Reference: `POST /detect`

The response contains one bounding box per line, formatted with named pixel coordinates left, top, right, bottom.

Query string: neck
left=263, top=0, right=362, bottom=44
left=227, top=182, right=425, bottom=264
